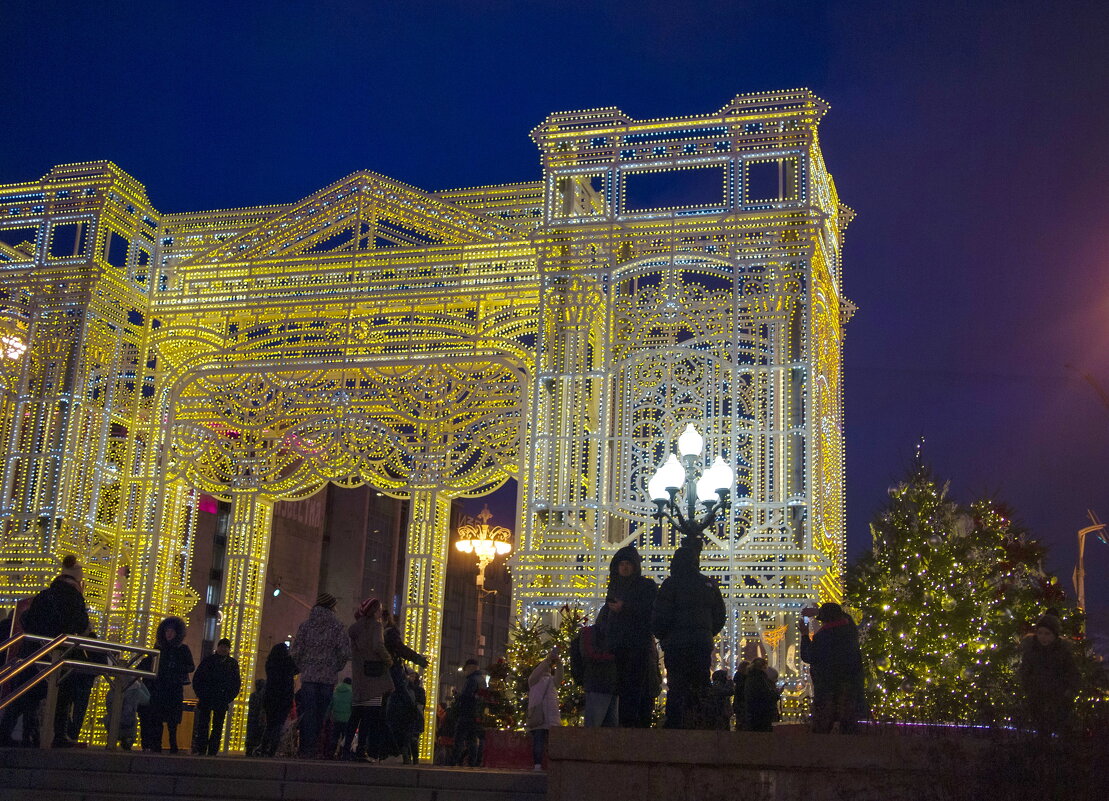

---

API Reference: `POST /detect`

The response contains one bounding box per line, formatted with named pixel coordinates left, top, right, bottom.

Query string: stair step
left=0, top=748, right=547, bottom=801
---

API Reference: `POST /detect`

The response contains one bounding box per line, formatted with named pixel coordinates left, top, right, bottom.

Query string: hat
left=816, top=602, right=844, bottom=622
left=1034, top=613, right=1061, bottom=637
left=356, top=597, right=380, bottom=619
left=59, top=554, right=83, bottom=584
left=464, top=658, right=479, bottom=667
left=315, top=592, right=337, bottom=610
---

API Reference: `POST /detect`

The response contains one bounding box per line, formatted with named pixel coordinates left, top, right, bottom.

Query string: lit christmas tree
left=503, top=606, right=587, bottom=728
left=847, top=462, right=1106, bottom=728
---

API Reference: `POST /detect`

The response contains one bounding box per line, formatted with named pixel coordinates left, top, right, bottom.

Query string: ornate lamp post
left=647, top=424, right=735, bottom=546
left=455, top=505, right=512, bottom=658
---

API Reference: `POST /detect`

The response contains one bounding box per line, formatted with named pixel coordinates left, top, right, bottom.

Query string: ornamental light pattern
left=0, top=90, right=852, bottom=749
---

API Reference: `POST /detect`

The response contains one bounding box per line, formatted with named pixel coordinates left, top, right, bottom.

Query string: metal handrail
left=0, top=633, right=159, bottom=749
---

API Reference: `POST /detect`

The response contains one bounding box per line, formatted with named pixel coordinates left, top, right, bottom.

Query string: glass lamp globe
left=676, top=424, right=704, bottom=457
left=653, top=453, right=686, bottom=492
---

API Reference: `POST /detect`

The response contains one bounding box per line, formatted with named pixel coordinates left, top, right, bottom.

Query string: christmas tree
left=847, top=461, right=1107, bottom=728
left=503, top=605, right=588, bottom=728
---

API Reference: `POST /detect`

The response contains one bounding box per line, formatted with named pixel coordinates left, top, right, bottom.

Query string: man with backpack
left=0, top=555, right=89, bottom=747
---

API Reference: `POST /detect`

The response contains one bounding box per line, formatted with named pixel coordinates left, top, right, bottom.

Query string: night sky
left=3, top=2, right=1109, bottom=631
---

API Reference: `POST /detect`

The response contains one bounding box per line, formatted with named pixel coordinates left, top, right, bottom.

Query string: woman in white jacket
left=526, top=647, right=562, bottom=770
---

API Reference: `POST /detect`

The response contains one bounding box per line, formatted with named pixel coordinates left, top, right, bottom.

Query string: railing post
left=104, top=675, right=125, bottom=750
left=39, top=649, right=60, bottom=749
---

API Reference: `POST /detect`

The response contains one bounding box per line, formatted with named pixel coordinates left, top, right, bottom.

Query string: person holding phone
left=798, top=603, right=864, bottom=734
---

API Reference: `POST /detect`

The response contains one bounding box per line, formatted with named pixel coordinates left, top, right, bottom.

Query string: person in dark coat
left=53, top=624, right=105, bottom=746
left=383, top=611, right=428, bottom=759
left=732, top=660, right=751, bottom=731
left=581, top=606, right=620, bottom=727
left=0, top=555, right=89, bottom=747
left=260, top=643, right=298, bottom=756
left=743, top=658, right=779, bottom=732
left=799, top=602, right=864, bottom=734
left=191, top=638, right=242, bottom=755
left=1019, top=612, right=1081, bottom=736
left=705, top=669, right=735, bottom=730
left=605, top=544, right=658, bottom=727
left=450, top=659, right=486, bottom=767
left=651, top=539, right=725, bottom=729
left=244, top=679, right=266, bottom=756
left=141, top=616, right=194, bottom=752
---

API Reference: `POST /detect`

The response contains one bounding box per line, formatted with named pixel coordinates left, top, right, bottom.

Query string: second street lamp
left=647, top=423, right=734, bottom=546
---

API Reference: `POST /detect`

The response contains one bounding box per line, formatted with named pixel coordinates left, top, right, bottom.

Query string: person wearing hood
left=346, top=597, right=393, bottom=760
left=141, top=616, right=194, bottom=752
left=191, top=638, right=241, bottom=755
left=290, top=592, right=351, bottom=758
left=798, top=602, right=864, bottom=734
left=651, top=539, right=725, bottom=729
left=605, top=544, right=658, bottom=727
left=0, top=555, right=89, bottom=748
left=1019, top=611, right=1081, bottom=736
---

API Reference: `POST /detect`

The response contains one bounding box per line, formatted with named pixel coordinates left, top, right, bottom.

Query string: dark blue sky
left=4, top=1, right=1109, bottom=624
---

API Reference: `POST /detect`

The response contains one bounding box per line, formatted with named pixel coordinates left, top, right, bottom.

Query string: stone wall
left=546, top=727, right=1102, bottom=801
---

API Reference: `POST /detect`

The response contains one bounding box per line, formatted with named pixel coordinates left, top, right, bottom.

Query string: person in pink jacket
left=526, top=648, right=563, bottom=771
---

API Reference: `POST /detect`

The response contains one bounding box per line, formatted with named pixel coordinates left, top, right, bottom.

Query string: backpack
left=569, top=629, right=586, bottom=686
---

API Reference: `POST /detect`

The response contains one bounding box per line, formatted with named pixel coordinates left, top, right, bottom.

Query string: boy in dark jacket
left=191, top=638, right=241, bottom=755
left=605, top=544, right=658, bottom=727
left=581, top=607, right=619, bottom=727
left=799, top=603, right=864, bottom=734
left=651, top=539, right=725, bottom=729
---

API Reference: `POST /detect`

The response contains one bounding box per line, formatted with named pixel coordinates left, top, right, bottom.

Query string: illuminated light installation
left=0, top=90, right=852, bottom=751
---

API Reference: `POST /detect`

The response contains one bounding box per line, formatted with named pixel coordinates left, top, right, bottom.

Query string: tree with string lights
left=503, top=607, right=587, bottom=729
left=847, top=461, right=1106, bottom=728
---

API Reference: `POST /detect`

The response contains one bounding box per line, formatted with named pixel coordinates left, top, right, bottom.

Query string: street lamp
left=455, top=504, right=513, bottom=658
left=1075, top=509, right=1109, bottom=614
left=647, top=423, right=735, bottom=546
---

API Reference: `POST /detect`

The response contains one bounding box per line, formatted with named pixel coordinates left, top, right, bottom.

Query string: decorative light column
left=455, top=504, right=512, bottom=659
left=647, top=423, right=735, bottom=546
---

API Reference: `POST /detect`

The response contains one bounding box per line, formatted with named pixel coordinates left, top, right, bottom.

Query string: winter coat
left=744, top=669, right=779, bottom=730
left=20, top=576, right=89, bottom=640
left=455, top=667, right=486, bottom=724
left=192, top=652, right=242, bottom=711
left=290, top=604, right=351, bottom=685
left=706, top=676, right=735, bottom=730
left=605, top=545, right=658, bottom=651
left=384, top=623, right=428, bottom=667
left=1019, top=635, right=1080, bottom=706
left=263, top=644, right=298, bottom=715
left=580, top=624, right=619, bottom=695
left=330, top=682, right=353, bottom=722
left=651, top=545, right=726, bottom=652
left=149, top=617, right=194, bottom=725
left=527, top=654, right=563, bottom=730
left=799, top=616, right=863, bottom=689
left=732, top=669, right=748, bottom=728
left=349, top=616, right=393, bottom=701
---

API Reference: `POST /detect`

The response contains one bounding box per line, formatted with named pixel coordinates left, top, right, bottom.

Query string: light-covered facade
left=0, top=90, right=851, bottom=748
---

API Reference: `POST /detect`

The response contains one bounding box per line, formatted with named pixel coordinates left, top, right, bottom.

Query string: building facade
left=0, top=90, right=851, bottom=749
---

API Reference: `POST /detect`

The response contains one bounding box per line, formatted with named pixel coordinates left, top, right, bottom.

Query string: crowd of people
left=0, top=547, right=1089, bottom=763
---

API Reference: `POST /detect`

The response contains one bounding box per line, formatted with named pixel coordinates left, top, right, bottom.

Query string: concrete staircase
left=0, top=748, right=547, bottom=801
